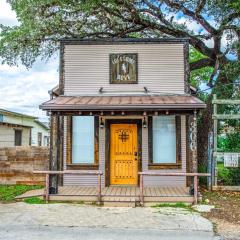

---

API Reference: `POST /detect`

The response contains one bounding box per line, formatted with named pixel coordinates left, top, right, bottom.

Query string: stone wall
left=0, top=147, right=49, bottom=185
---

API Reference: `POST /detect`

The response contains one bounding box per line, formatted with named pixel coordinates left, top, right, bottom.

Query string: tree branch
left=163, top=0, right=217, bottom=35
left=221, top=12, right=240, bottom=27
left=195, top=0, right=206, bottom=16
left=190, top=58, right=215, bottom=70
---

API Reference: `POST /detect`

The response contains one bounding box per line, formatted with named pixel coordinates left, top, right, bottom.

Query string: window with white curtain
left=152, top=116, right=176, bottom=164
left=72, top=116, right=94, bottom=164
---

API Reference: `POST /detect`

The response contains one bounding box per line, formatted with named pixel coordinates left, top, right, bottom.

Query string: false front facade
left=40, top=39, right=206, bottom=204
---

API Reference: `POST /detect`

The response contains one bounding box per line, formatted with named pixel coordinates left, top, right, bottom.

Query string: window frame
left=148, top=115, right=182, bottom=169
left=66, top=116, right=99, bottom=170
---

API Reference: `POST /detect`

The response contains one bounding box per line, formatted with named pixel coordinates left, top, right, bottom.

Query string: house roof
left=48, top=85, right=60, bottom=97
left=0, top=109, right=49, bottom=130
left=0, top=109, right=37, bottom=119
left=40, top=95, right=206, bottom=111
left=34, top=120, right=50, bottom=130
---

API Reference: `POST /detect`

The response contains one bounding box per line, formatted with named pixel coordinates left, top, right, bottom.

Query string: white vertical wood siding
left=64, top=44, right=185, bottom=95
left=63, top=116, right=186, bottom=187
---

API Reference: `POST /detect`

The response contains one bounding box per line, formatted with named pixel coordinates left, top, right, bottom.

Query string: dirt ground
left=202, top=190, right=240, bottom=240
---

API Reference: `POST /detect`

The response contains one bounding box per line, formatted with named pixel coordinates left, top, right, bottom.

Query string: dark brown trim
left=66, top=116, right=72, bottom=166
left=176, top=115, right=182, bottom=165
left=58, top=115, right=64, bottom=186
left=66, top=116, right=99, bottom=170
left=148, top=163, right=182, bottom=170
left=59, top=42, right=65, bottom=95
left=66, top=164, right=99, bottom=170
left=51, top=110, right=197, bottom=116
left=105, top=119, right=142, bottom=187
left=184, top=42, right=190, bottom=94
left=49, top=115, right=59, bottom=193
left=60, top=38, right=189, bottom=45
left=148, top=116, right=153, bottom=164
left=148, top=115, right=182, bottom=169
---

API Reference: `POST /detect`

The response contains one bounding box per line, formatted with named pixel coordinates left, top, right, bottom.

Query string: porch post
left=192, top=110, right=198, bottom=173
left=49, top=113, right=59, bottom=194
left=58, top=115, right=64, bottom=186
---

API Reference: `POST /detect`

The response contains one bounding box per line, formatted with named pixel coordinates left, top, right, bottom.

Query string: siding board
left=64, top=44, right=185, bottom=95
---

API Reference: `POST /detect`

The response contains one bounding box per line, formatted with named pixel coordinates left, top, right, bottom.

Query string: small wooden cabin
left=40, top=38, right=206, bottom=205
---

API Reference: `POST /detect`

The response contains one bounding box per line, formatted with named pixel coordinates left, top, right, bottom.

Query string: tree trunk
left=197, top=70, right=233, bottom=168
left=197, top=96, right=213, bottom=168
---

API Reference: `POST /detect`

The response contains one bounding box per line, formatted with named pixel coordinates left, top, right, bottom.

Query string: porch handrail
left=34, top=170, right=103, bottom=203
left=138, top=172, right=211, bottom=205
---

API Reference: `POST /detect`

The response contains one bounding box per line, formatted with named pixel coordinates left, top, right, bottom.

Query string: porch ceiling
left=40, top=95, right=206, bottom=111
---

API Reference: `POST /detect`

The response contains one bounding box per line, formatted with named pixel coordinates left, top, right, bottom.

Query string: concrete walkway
left=0, top=203, right=219, bottom=240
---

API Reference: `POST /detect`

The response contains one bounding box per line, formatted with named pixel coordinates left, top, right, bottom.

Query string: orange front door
left=110, top=124, right=138, bottom=185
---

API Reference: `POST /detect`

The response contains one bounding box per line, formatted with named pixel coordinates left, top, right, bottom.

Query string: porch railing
left=139, top=172, right=211, bottom=205
left=34, top=171, right=210, bottom=205
left=33, top=170, right=103, bottom=203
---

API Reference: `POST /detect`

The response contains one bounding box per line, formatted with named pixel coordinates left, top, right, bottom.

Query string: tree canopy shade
left=1, top=0, right=239, bottom=86
left=1, top=0, right=239, bottom=165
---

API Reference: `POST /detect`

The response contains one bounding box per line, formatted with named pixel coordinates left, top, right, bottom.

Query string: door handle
left=134, top=151, right=138, bottom=161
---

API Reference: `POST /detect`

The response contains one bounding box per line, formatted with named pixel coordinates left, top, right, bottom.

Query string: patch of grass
left=152, top=202, right=192, bottom=210
left=24, top=197, right=45, bottom=204
left=24, top=197, right=86, bottom=205
left=0, top=185, right=43, bottom=203
left=152, top=202, right=196, bottom=213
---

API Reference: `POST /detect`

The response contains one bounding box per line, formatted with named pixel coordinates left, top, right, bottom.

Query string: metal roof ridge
left=58, top=93, right=192, bottom=97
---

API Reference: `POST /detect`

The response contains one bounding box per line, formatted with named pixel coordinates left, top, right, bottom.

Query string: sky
left=0, top=1, right=58, bottom=121
left=0, top=1, right=235, bottom=120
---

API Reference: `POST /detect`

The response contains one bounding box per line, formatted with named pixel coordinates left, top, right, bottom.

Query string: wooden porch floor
left=53, top=186, right=194, bottom=206
left=16, top=186, right=194, bottom=206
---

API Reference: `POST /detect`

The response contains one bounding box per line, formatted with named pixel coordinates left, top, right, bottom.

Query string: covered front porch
left=48, top=185, right=194, bottom=207
left=38, top=94, right=207, bottom=205
left=29, top=170, right=210, bottom=206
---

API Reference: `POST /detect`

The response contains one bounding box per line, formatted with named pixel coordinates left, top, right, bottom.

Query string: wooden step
left=103, top=201, right=136, bottom=207
left=49, top=195, right=98, bottom=202
left=143, top=196, right=194, bottom=204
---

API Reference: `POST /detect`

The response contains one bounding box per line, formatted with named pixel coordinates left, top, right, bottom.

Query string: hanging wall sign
left=110, top=53, right=138, bottom=84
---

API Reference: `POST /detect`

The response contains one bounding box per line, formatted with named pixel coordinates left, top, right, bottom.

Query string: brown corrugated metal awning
left=40, top=95, right=206, bottom=111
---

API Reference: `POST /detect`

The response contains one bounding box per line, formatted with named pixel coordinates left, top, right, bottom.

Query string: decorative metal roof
left=40, top=95, right=206, bottom=111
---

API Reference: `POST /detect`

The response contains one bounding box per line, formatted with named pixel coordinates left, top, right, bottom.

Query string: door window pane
left=152, top=116, right=176, bottom=163
left=72, top=116, right=94, bottom=164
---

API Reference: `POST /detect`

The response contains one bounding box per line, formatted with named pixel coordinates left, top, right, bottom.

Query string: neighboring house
left=40, top=39, right=206, bottom=196
left=0, top=109, right=50, bottom=147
